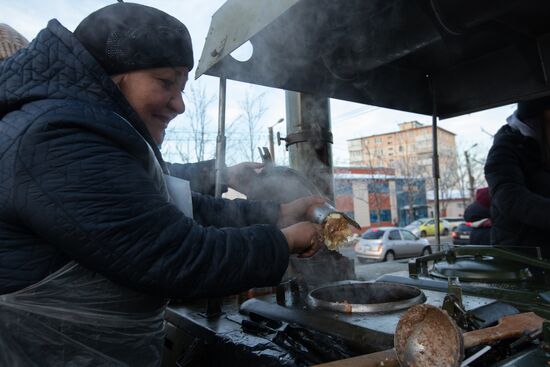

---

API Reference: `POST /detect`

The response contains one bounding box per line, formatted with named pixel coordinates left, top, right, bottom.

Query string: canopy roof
left=197, top=0, right=550, bottom=119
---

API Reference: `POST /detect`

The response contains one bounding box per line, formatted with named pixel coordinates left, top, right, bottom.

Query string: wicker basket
left=0, top=23, right=29, bottom=60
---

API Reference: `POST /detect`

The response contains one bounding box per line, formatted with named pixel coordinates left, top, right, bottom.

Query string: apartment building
left=348, top=121, right=458, bottom=177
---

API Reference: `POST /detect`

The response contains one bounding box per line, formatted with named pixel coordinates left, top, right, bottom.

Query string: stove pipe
left=284, top=91, right=334, bottom=201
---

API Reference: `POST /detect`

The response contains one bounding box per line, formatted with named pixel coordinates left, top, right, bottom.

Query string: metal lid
left=307, top=281, right=426, bottom=313
left=430, top=256, right=532, bottom=282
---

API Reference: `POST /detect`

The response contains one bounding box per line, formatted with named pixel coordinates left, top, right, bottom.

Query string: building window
left=370, top=209, right=391, bottom=223
left=368, top=182, right=389, bottom=193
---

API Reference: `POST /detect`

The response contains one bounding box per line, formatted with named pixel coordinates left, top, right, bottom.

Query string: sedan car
left=451, top=222, right=473, bottom=245
left=354, top=227, right=431, bottom=263
left=404, top=218, right=430, bottom=234
left=442, top=217, right=465, bottom=232
left=405, top=218, right=450, bottom=237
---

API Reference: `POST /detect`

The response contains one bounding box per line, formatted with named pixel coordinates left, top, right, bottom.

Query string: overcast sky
left=1, top=0, right=514, bottom=165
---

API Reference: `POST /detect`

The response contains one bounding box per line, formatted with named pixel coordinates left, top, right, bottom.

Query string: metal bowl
left=307, top=281, right=426, bottom=313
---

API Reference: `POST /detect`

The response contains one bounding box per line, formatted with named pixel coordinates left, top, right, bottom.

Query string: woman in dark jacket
left=0, top=3, right=323, bottom=366
left=485, top=95, right=550, bottom=259
left=463, top=187, right=491, bottom=245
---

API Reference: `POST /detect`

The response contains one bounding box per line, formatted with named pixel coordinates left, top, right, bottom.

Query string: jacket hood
left=506, top=110, right=538, bottom=139
left=0, top=19, right=165, bottom=166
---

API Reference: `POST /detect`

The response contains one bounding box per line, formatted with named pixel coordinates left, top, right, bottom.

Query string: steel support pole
left=268, top=126, right=275, bottom=162
left=214, top=78, right=227, bottom=199
left=208, top=77, right=227, bottom=319
left=464, top=150, right=475, bottom=201
left=430, top=76, right=441, bottom=250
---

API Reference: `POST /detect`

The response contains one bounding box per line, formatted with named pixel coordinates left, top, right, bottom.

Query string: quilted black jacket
left=0, top=20, right=289, bottom=297
left=485, top=125, right=550, bottom=258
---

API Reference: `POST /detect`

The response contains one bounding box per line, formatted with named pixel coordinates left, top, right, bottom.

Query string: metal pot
left=307, top=281, right=426, bottom=313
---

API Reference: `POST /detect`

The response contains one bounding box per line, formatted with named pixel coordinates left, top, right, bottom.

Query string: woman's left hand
left=225, top=162, right=264, bottom=194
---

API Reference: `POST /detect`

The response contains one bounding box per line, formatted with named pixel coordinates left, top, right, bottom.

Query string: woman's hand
left=225, top=162, right=263, bottom=194
left=281, top=222, right=323, bottom=257
left=278, top=196, right=325, bottom=228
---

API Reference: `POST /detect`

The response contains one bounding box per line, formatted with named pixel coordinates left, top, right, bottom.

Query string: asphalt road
left=338, top=236, right=451, bottom=281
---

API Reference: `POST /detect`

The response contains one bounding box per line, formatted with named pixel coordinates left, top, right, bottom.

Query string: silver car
left=354, top=227, right=431, bottom=263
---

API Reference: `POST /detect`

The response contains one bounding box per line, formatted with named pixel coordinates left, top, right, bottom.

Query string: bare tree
left=237, top=89, right=269, bottom=161
left=455, top=141, right=488, bottom=207
left=160, top=82, right=216, bottom=163
left=186, top=82, right=216, bottom=161
left=437, top=155, right=462, bottom=216
left=391, top=137, right=428, bottom=223
left=362, top=144, right=386, bottom=224
left=160, top=127, right=191, bottom=163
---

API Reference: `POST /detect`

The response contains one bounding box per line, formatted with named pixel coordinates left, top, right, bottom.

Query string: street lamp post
left=268, top=118, right=284, bottom=162
left=464, top=143, right=478, bottom=202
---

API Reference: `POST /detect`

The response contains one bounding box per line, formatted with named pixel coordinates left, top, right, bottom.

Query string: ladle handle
left=312, top=349, right=398, bottom=367
left=463, top=312, right=544, bottom=349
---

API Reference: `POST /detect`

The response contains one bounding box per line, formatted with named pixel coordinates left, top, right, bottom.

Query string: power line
left=334, top=106, right=380, bottom=123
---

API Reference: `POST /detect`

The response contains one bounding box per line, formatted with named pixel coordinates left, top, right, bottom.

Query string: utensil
left=394, top=304, right=546, bottom=367
left=309, top=202, right=361, bottom=229
left=313, top=305, right=545, bottom=367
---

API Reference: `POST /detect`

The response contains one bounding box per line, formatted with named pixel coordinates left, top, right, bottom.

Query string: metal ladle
left=394, top=304, right=545, bottom=367
left=313, top=305, right=545, bottom=367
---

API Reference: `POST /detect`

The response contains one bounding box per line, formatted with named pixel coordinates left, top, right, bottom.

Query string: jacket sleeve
left=166, top=160, right=227, bottom=195
left=14, top=121, right=289, bottom=300
left=484, top=133, right=550, bottom=229
left=166, top=161, right=281, bottom=227
left=191, top=193, right=281, bottom=228
left=463, top=202, right=490, bottom=222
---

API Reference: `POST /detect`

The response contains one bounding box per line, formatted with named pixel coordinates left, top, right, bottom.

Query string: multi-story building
left=347, top=121, right=458, bottom=179
left=334, top=167, right=427, bottom=229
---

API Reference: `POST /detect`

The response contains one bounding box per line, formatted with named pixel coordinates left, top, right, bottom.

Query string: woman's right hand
left=281, top=222, right=323, bottom=257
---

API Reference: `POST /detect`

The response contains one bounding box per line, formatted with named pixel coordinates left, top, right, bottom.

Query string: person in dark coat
left=0, top=3, right=324, bottom=365
left=463, top=187, right=492, bottom=245
left=485, top=95, right=550, bottom=259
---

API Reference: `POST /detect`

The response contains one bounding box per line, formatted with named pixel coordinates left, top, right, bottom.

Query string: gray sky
left=1, top=0, right=514, bottom=165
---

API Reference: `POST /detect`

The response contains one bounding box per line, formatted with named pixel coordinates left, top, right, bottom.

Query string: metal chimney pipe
left=284, top=91, right=334, bottom=201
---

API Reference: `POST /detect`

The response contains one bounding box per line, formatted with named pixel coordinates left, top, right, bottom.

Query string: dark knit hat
left=74, top=2, right=193, bottom=75
left=475, top=187, right=491, bottom=209
left=517, top=95, right=550, bottom=120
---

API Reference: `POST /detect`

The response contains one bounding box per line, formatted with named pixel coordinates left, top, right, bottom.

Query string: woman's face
left=112, top=66, right=189, bottom=145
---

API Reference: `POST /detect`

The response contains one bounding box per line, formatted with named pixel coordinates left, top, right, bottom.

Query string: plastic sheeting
left=0, top=261, right=168, bottom=366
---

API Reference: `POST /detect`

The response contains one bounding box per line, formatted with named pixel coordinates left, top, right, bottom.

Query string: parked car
left=354, top=227, right=431, bottom=263
left=405, top=218, right=450, bottom=237
left=451, top=222, right=473, bottom=245
left=404, top=218, right=430, bottom=235
left=442, top=217, right=465, bottom=232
